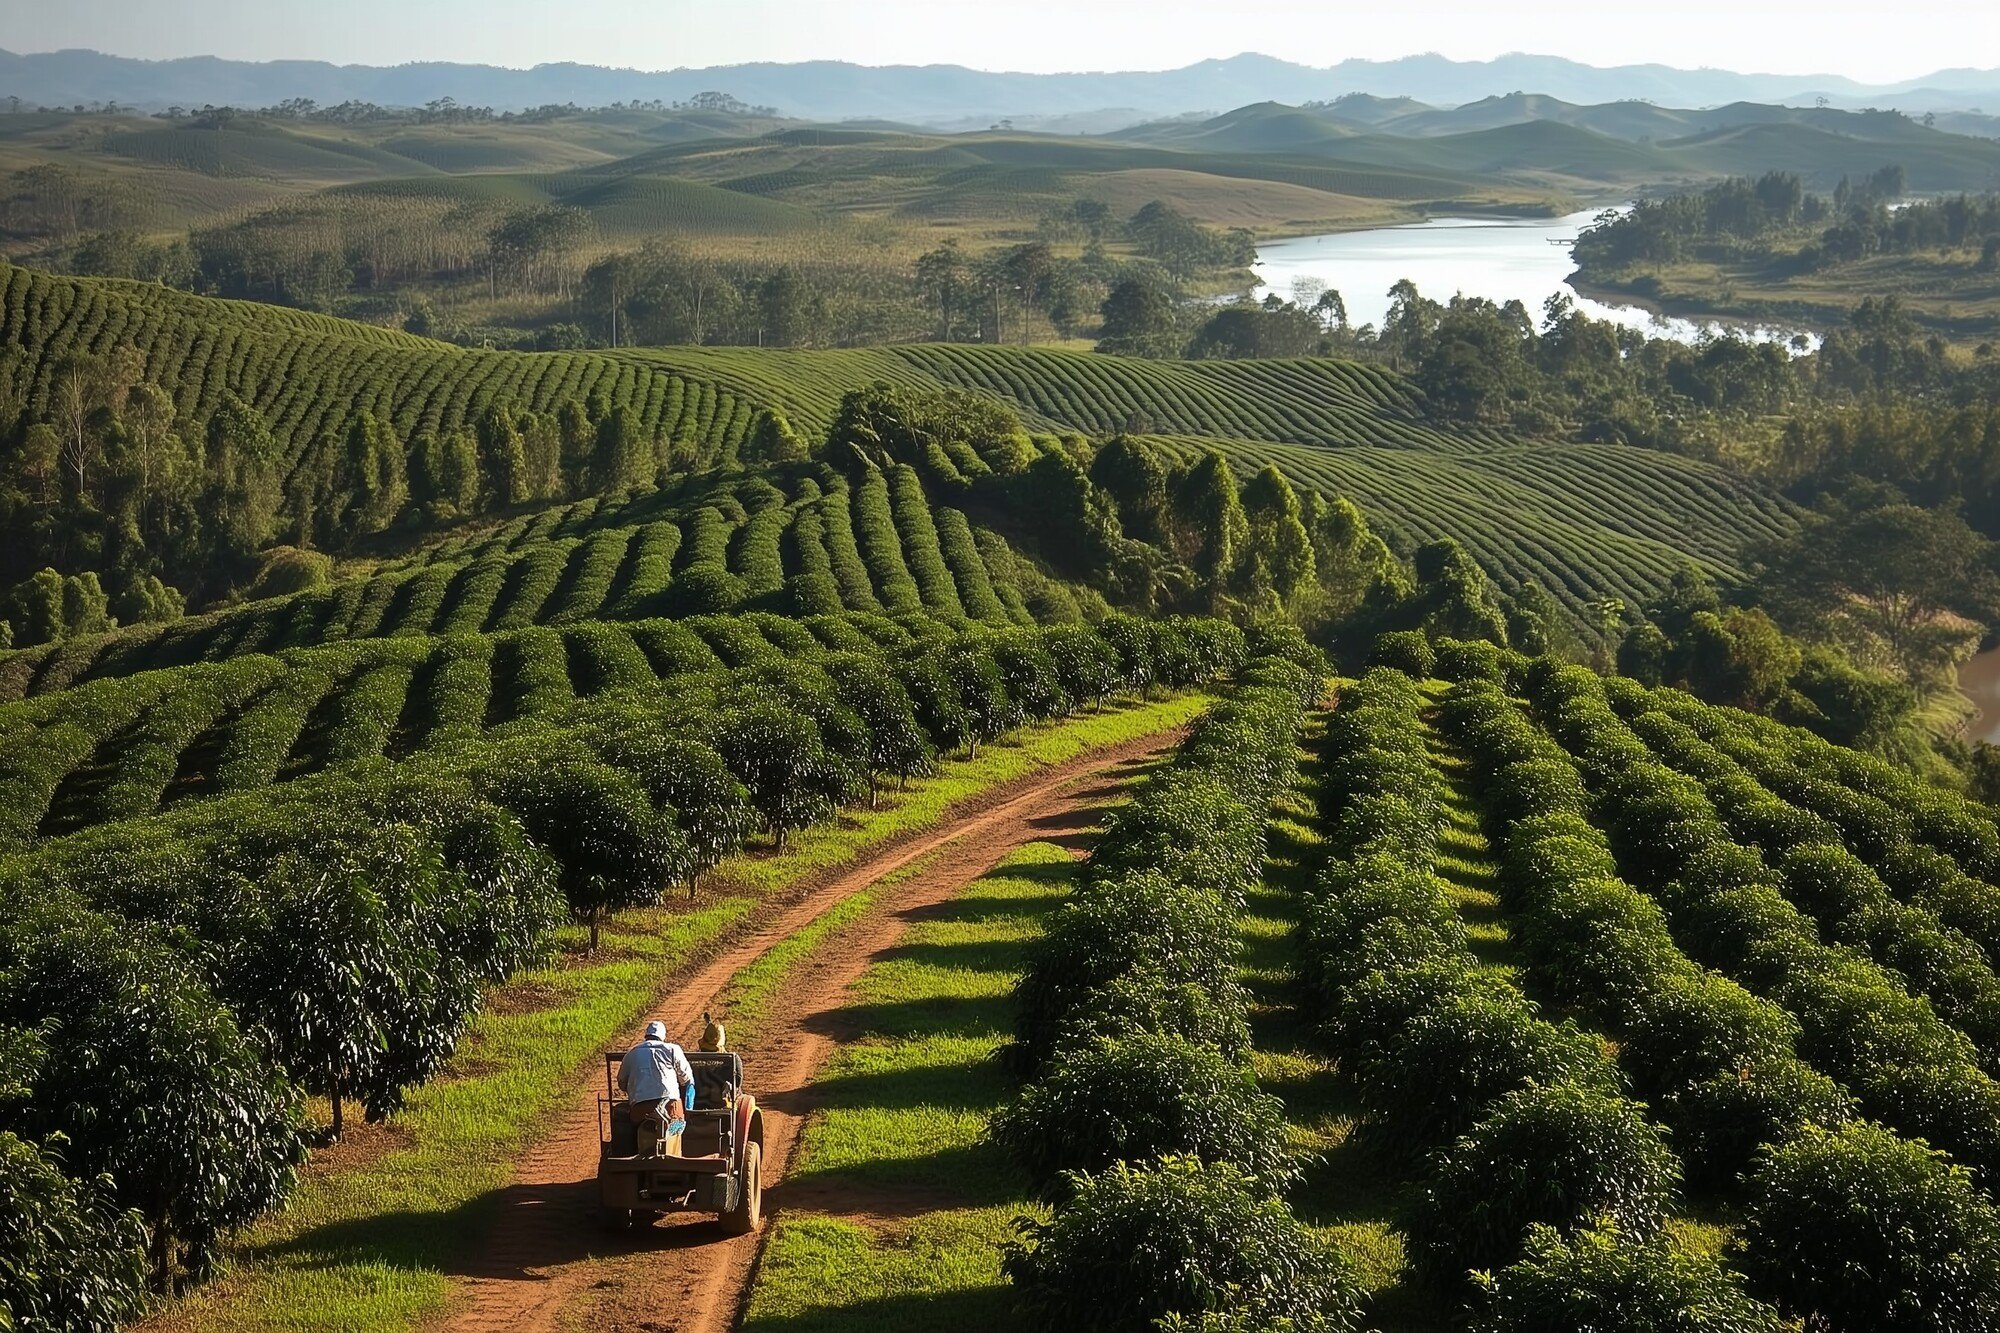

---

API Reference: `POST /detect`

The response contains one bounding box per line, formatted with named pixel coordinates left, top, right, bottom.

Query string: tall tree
left=1172, top=451, right=1250, bottom=608
left=1757, top=503, right=1998, bottom=680
left=1241, top=465, right=1316, bottom=603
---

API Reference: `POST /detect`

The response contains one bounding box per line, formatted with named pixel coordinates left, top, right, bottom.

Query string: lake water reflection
left=1250, top=211, right=1807, bottom=345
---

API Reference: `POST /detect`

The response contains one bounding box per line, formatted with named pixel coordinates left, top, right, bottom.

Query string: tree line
left=1574, top=167, right=2000, bottom=274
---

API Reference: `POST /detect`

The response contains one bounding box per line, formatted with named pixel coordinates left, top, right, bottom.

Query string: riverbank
left=1571, top=255, right=2000, bottom=344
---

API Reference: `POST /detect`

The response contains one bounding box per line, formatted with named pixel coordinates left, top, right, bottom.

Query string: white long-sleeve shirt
left=619, top=1038, right=695, bottom=1104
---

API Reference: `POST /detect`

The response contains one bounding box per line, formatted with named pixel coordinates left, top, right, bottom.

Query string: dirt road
left=438, top=728, right=1178, bottom=1333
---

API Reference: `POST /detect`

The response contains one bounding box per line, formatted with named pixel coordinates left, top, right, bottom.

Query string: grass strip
left=740, top=842, right=1082, bottom=1333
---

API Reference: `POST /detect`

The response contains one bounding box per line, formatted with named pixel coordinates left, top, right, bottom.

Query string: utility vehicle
left=596, top=1049, right=764, bottom=1233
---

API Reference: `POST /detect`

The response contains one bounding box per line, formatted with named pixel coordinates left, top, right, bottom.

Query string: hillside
left=0, top=266, right=1796, bottom=637
left=1116, top=99, right=2000, bottom=192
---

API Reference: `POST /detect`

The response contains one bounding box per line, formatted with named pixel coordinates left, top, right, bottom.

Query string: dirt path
left=438, top=729, right=1178, bottom=1333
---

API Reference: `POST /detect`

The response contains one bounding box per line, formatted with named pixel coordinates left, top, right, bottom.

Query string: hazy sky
left=5, top=0, right=1996, bottom=84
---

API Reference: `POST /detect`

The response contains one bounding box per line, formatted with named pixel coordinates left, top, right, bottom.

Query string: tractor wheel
left=597, top=1205, right=631, bottom=1233
left=721, top=1142, right=763, bottom=1234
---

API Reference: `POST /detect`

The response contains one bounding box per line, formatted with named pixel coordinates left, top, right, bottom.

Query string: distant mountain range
left=6, top=48, right=2000, bottom=124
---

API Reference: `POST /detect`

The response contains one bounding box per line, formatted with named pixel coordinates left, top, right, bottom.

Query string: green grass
left=152, top=696, right=1200, bottom=1333
left=1421, top=684, right=1521, bottom=986
left=739, top=842, right=1080, bottom=1333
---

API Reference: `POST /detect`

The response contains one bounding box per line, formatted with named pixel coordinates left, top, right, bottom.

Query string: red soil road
left=436, top=726, right=1182, bottom=1333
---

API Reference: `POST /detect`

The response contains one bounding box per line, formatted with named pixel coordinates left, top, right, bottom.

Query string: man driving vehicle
left=619, top=1020, right=697, bottom=1156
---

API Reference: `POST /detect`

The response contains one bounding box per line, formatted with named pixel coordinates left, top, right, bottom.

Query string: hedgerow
left=1296, top=660, right=1706, bottom=1298
left=1527, top=664, right=2000, bottom=1183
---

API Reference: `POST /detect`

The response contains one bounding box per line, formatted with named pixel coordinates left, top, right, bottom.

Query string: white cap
left=644, top=1020, right=667, bottom=1042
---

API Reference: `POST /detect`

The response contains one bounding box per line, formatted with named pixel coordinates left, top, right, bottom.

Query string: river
left=1250, top=210, right=1806, bottom=344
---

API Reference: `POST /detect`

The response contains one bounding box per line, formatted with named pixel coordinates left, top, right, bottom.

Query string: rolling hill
left=0, top=267, right=1796, bottom=638
left=1115, top=98, right=2000, bottom=191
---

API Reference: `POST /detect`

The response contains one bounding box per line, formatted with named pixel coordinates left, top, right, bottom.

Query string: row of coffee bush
left=1524, top=662, right=2000, bottom=1329
left=1296, top=666, right=1753, bottom=1323
left=1617, top=692, right=2000, bottom=1063
left=1649, top=690, right=2000, bottom=977
left=994, top=637, right=1369, bottom=1333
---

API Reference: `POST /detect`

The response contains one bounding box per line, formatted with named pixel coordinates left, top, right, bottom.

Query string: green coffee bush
left=1408, top=1081, right=1681, bottom=1286
left=1737, top=1121, right=2000, bottom=1332
left=991, top=1034, right=1297, bottom=1192
left=1368, top=629, right=1436, bottom=678
left=1003, top=1157, right=1363, bottom=1333
left=1477, top=1222, right=1785, bottom=1333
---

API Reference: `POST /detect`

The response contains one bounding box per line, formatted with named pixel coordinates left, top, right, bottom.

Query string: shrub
left=1356, top=992, right=1616, bottom=1157
left=475, top=754, right=687, bottom=948
left=941, top=641, right=1022, bottom=757
left=1037, top=966, right=1252, bottom=1066
left=1477, top=1222, right=1786, bottom=1333
left=712, top=703, right=844, bottom=850
left=1002, top=1157, right=1364, bottom=1333
left=1620, top=972, right=1799, bottom=1104
left=990, top=632, right=1070, bottom=721
left=1244, top=622, right=1330, bottom=683
left=1089, top=773, right=1267, bottom=910
left=0, top=1129, right=149, bottom=1330
left=1408, top=1082, right=1681, bottom=1286
left=1489, top=758, right=1589, bottom=825
left=785, top=570, right=844, bottom=617
left=588, top=727, right=753, bottom=889
left=1044, top=624, right=1122, bottom=706
left=664, top=564, right=748, bottom=616
left=1012, top=870, right=1241, bottom=1070
left=1368, top=628, right=1436, bottom=678
left=991, top=1034, right=1297, bottom=1193
left=245, top=545, right=333, bottom=600
left=1298, top=853, right=1465, bottom=1012
left=1660, top=1060, right=1851, bottom=1191
left=1323, top=960, right=1497, bottom=1070
left=1736, top=1121, right=2000, bottom=1332
left=1513, top=876, right=1692, bottom=1027
left=1434, top=637, right=1506, bottom=684
left=0, top=904, right=304, bottom=1283
left=825, top=654, right=935, bottom=804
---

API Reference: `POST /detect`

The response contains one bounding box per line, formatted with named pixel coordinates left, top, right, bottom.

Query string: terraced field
left=2, top=267, right=1798, bottom=639
left=0, top=463, right=1040, bottom=698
